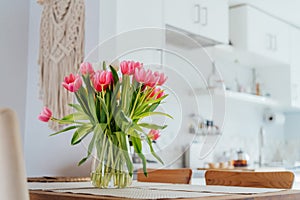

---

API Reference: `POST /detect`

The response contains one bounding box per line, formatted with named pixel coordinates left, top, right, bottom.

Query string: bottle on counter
left=208, top=62, right=225, bottom=91
left=233, top=149, right=249, bottom=167
left=206, top=120, right=212, bottom=135
left=205, top=120, right=216, bottom=135
left=252, top=68, right=262, bottom=96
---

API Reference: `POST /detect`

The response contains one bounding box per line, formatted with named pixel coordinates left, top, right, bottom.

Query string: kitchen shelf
left=190, top=88, right=279, bottom=106
left=226, top=91, right=300, bottom=112
left=191, top=88, right=300, bottom=112
left=225, top=91, right=279, bottom=107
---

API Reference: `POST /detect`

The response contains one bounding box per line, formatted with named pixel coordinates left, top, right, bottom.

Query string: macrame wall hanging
left=38, top=0, right=85, bottom=130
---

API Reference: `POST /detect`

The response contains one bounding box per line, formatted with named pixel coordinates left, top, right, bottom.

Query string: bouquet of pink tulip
left=38, top=60, right=171, bottom=188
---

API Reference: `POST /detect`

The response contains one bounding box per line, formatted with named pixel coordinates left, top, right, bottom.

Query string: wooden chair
left=205, top=170, right=294, bottom=189
left=0, top=108, right=29, bottom=200
left=137, top=168, right=192, bottom=184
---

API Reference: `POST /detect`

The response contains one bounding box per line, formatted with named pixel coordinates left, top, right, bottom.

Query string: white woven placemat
left=29, top=181, right=284, bottom=199
left=131, top=182, right=284, bottom=194
left=54, top=187, right=227, bottom=199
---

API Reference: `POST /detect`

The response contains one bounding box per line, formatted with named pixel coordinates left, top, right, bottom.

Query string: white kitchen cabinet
left=289, top=27, right=300, bottom=108
left=262, top=26, right=300, bottom=109
left=99, top=0, right=164, bottom=65
left=164, top=0, right=228, bottom=45
left=115, top=0, right=164, bottom=64
left=116, top=0, right=164, bottom=33
left=230, top=5, right=290, bottom=64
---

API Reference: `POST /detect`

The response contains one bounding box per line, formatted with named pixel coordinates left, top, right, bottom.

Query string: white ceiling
left=229, top=0, right=300, bottom=28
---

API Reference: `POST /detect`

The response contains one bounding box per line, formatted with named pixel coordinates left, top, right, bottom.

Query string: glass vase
left=90, top=134, right=133, bottom=188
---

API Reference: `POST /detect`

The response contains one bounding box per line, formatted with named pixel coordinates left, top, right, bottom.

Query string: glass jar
left=207, top=63, right=225, bottom=90
left=90, top=135, right=133, bottom=188
left=232, top=149, right=249, bottom=167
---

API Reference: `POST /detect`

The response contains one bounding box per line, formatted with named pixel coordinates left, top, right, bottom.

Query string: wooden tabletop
left=30, top=189, right=300, bottom=200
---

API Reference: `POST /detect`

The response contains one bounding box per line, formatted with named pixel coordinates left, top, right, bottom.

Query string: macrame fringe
left=38, top=0, right=85, bottom=130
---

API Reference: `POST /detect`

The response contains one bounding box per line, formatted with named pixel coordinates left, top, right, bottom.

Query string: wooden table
left=29, top=188, right=300, bottom=200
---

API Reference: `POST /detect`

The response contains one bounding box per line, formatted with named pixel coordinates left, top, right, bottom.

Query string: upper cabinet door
left=230, top=5, right=290, bottom=64
left=196, top=0, right=228, bottom=44
left=164, top=0, right=199, bottom=34
left=164, top=0, right=228, bottom=44
left=116, top=0, right=164, bottom=33
left=115, top=0, right=165, bottom=64
left=290, top=27, right=300, bottom=108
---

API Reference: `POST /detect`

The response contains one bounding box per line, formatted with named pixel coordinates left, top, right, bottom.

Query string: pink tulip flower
left=149, top=88, right=164, bottom=99
left=120, top=60, right=138, bottom=75
left=145, top=74, right=159, bottom=88
left=120, top=60, right=143, bottom=75
left=92, top=70, right=113, bottom=92
left=62, top=73, right=82, bottom=92
left=80, top=62, right=95, bottom=75
left=38, top=107, right=52, bottom=122
left=133, top=61, right=143, bottom=69
left=147, top=129, right=160, bottom=141
left=154, top=71, right=168, bottom=86
left=134, top=68, right=152, bottom=84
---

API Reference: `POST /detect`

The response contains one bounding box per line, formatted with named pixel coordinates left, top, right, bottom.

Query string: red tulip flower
left=92, top=70, right=113, bottom=92
left=120, top=60, right=134, bottom=75
left=149, top=87, right=164, bottom=99
left=145, top=73, right=160, bottom=88
left=154, top=71, right=167, bottom=86
left=62, top=73, right=82, bottom=93
left=134, top=68, right=152, bottom=84
left=38, top=107, right=52, bottom=122
left=80, top=62, right=95, bottom=75
left=147, top=129, right=160, bottom=141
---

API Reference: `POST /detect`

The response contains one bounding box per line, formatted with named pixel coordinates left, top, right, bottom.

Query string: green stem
left=134, top=87, right=154, bottom=114
left=97, top=133, right=107, bottom=171
left=91, top=130, right=132, bottom=188
left=130, top=85, right=142, bottom=118
left=51, top=118, right=86, bottom=125
left=100, top=91, right=111, bottom=131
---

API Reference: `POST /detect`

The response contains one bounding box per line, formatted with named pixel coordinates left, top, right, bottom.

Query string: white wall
left=167, top=47, right=287, bottom=168
left=24, top=0, right=100, bottom=177
left=0, top=0, right=29, bottom=140
left=284, top=113, right=300, bottom=164
left=209, top=100, right=286, bottom=167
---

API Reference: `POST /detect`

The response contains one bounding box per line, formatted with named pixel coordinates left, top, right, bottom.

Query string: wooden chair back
left=0, top=108, right=29, bottom=200
left=137, top=168, right=192, bottom=184
left=205, top=170, right=294, bottom=189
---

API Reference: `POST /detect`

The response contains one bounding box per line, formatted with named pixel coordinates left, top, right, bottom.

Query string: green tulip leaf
left=61, top=112, right=89, bottom=121
left=133, top=112, right=173, bottom=120
left=115, top=131, right=134, bottom=176
left=71, top=124, right=94, bottom=145
left=50, top=125, right=80, bottom=136
left=131, top=133, right=148, bottom=176
left=138, top=123, right=167, bottom=130
left=68, top=103, right=84, bottom=112
left=145, top=136, right=164, bottom=165
left=109, top=65, right=119, bottom=84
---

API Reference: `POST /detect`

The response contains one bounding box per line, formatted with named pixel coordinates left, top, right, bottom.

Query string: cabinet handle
left=194, top=4, right=200, bottom=23
left=266, top=34, right=273, bottom=50
left=200, top=7, right=208, bottom=26
left=272, top=35, right=277, bottom=51
left=295, top=85, right=299, bottom=101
